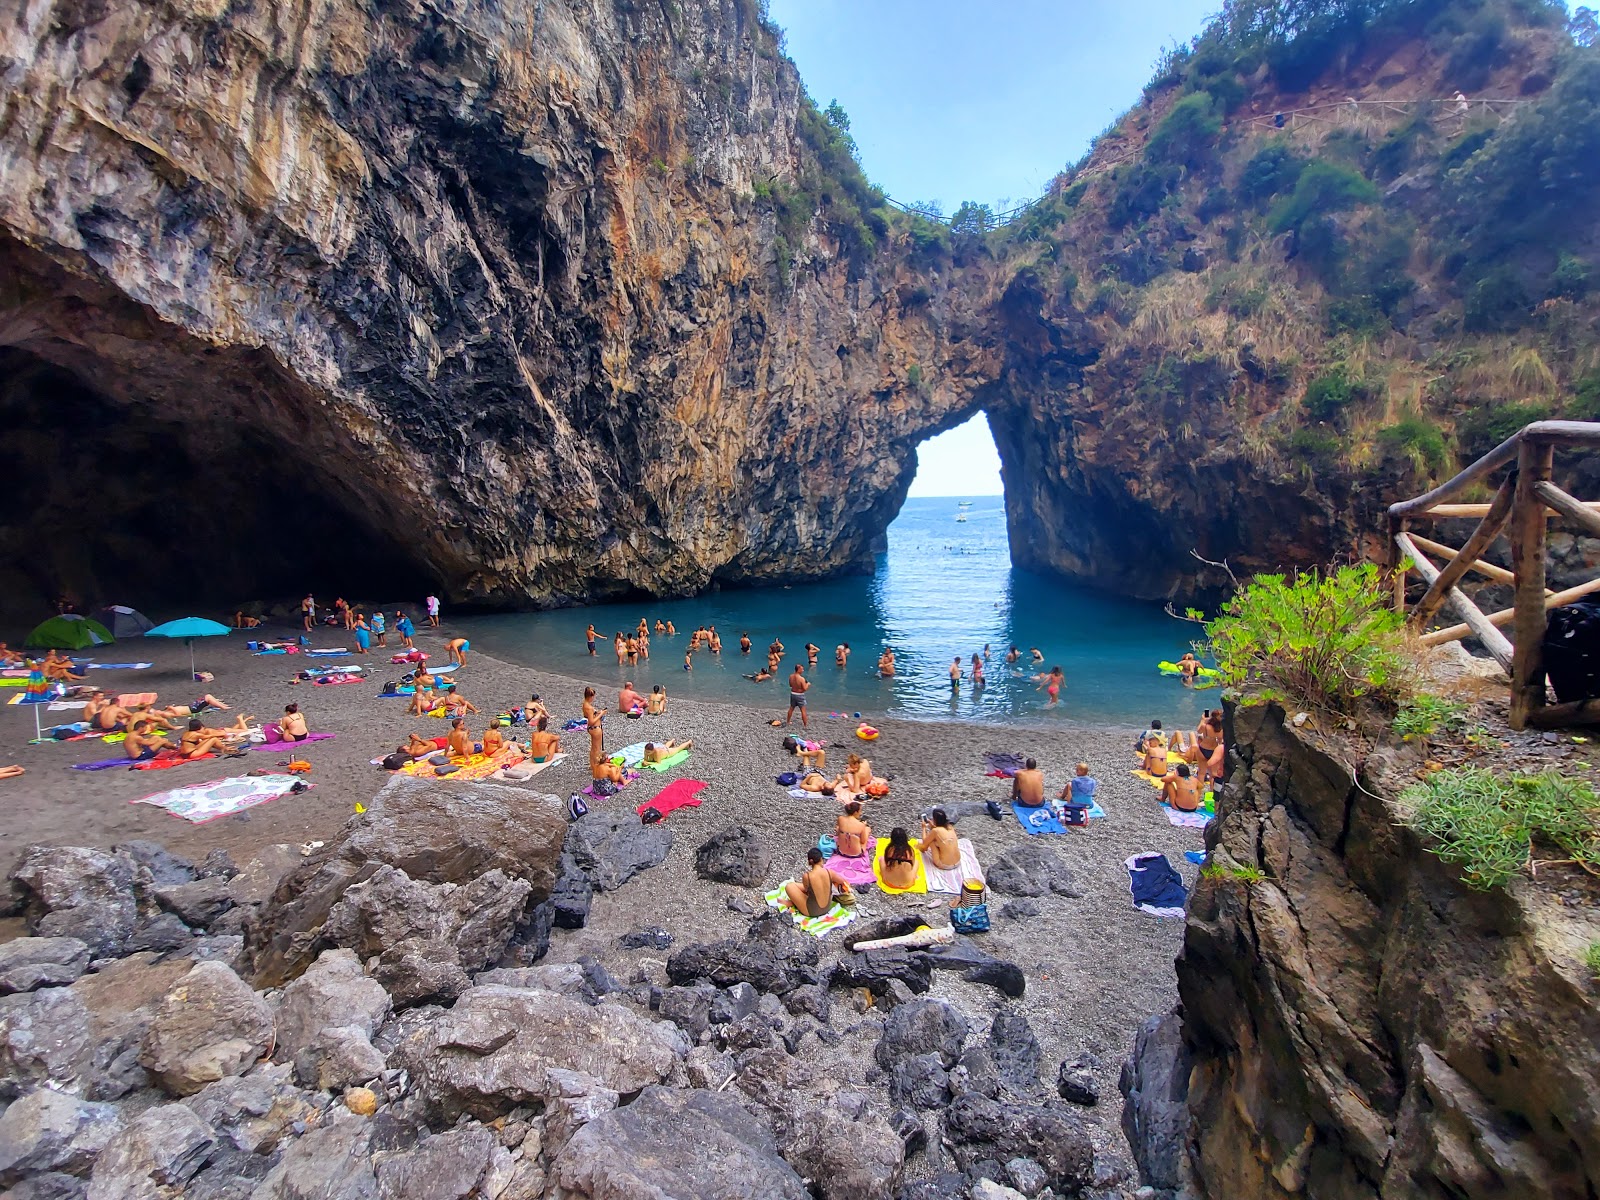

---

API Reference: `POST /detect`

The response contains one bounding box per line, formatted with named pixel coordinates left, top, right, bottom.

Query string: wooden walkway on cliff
left=1389, top=421, right=1600, bottom=730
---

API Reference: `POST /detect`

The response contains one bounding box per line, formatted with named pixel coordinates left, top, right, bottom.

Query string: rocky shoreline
left=0, top=627, right=1209, bottom=1198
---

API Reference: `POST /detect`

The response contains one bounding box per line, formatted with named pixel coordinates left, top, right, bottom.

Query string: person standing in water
left=949, top=656, right=962, bottom=692
left=805, top=643, right=820, bottom=667
left=786, top=663, right=810, bottom=728
left=1037, top=665, right=1065, bottom=707
left=971, top=653, right=985, bottom=688
left=740, top=632, right=752, bottom=655
left=836, top=642, right=850, bottom=668
left=586, top=624, right=597, bottom=657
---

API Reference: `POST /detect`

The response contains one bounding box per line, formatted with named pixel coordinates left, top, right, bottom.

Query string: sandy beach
left=1, top=618, right=1208, bottom=1173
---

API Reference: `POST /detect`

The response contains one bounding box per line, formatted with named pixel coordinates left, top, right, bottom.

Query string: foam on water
left=451, top=497, right=1211, bottom=726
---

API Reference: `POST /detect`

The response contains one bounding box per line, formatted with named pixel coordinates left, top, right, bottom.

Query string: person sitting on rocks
left=879, top=828, right=918, bottom=890
left=782, top=734, right=826, bottom=772
left=835, top=801, right=872, bottom=859
left=643, top=739, right=691, bottom=765
left=782, top=847, right=853, bottom=918
left=1011, top=758, right=1045, bottom=807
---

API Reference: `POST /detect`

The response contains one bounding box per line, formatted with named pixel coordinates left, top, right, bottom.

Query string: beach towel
left=1131, top=769, right=1169, bottom=788
left=310, top=676, right=363, bottom=686
left=610, top=741, right=649, bottom=768
left=1163, top=806, right=1212, bottom=830
left=131, top=752, right=217, bottom=771
left=764, top=887, right=859, bottom=937
left=253, top=648, right=289, bottom=655
left=562, top=718, right=587, bottom=732
left=983, top=751, right=1027, bottom=779
left=376, top=688, right=414, bottom=698
left=118, top=693, right=157, bottom=707
left=253, top=731, right=336, bottom=750
left=1, top=669, right=28, bottom=677
left=88, top=662, right=153, bottom=670
left=71, top=755, right=138, bottom=771
left=872, top=837, right=927, bottom=894
left=494, top=753, right=567, bottom=781
left=400, top=745, right=522, bottom=782
left=637, top=778, right=707, bottom=819
left=1185, top=850, right=1208, bottom=865
left=47, top=701, right=88, bottom=711
left=0, top=678, right=27, bottom=687
left=1013, top=803, right=1065, bottom=835
left=133, top=773, right=305, bottom=823
left=1127, top=852, right=1188, bottom=918
left=923, top=837, right=986, bottom=894
left=303, top=648, right=349, bottom=656
left=583, top=769, right=641, bottom=799
left=640, top=747, right=690, bottom=772
left=825, top=850, right=878, bottom=888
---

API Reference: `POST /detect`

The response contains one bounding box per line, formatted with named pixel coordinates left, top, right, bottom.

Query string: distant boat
left=958, top=500, right=972, bottom=507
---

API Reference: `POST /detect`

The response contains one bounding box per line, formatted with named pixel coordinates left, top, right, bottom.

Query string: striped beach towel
left=764, top=887, right=858, bottom=937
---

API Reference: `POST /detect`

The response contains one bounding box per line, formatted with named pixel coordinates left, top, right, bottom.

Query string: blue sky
left=766, top=0, right=1218, bottom=495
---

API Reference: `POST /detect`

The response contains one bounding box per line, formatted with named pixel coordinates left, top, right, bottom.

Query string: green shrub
left=1324, top=297, right=1387, bottom=336
left=1289, top=427, right=1343, bottom=460
left=1587, top=941, right=1600, bottom=981
left=1441, top=126, right=1495, bottom=170
left=1203, top=562, right=1413, bottom=714
left=1200, top=863, right=1267, bottom=883
left=1371, top=112, right=1432, bottom=180
left=1569, top=373, right=1600, bottom=422
left=1238, top=140, right=1306, bottom=207
left=1456, top=400, right=1554, bottom=458
left=1463, top=266, right=1531, bottom=332
left=906, top=364, right=924, bottom=388
left=1393, top=694, right=1469, bottom=741
left=1268, top=160, right=1378, bottom=235
left=1378, top=415, right=1450, bottom=475
left=1552, top=252, right=1592, bottom=301
left=1401, top=768, right=1600, bottom=890
left=1148, top=93, right=1223, bottom=167
left=1303, top=367, right=1357, bottom=422
left=1108, top=160, right=1181, bottom=229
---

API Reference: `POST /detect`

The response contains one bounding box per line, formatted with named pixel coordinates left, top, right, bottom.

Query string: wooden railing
left=1387, top=421, right=1600, bottom=730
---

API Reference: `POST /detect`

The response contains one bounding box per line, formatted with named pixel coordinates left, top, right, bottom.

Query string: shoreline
left=2, top=618, right=1211, bottom=1179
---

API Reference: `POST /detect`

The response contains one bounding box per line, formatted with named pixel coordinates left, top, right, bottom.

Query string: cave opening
left=0, top=342, right=434, bottom=627
left=898, top=409, right=1011, bottom=554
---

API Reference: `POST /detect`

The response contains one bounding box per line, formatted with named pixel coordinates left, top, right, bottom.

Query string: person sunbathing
left=441, top=686, right=479, bottom=717
left=919, top=808, right=961, bottom=871
left=84, top=690, right=116, bottom=728
left=782, top=847, right=853, bottom=919
left=835, top=801, right=872, bottom=859
left=41, top=650, right=86, bottom=683
left=1011, top=758, right=1045, bottom=807
left=618, top=682, right=645, bottom=714
left=0, top=642, right=22, bottom=666
left=879, top=828, right=918, bottom=890
left=400, top=731, right=439, bottom=758
left=592, top=757, right=624, bottom=784
left=1142, top=736, right=1169, bottom=779
left=277, top=704, right=309, bottom=742
left=162, top=694, right=234, bottom=720
left=407, top=681, right=438, bottom=717
left=783, top=734, right=826, bottom=771
left=234, top=611, right=263, bottom=628
left=124, top=718, right=175, bottom=761
left=0, top=764, right=24, bottom=779
left=1163, top=763, right=1201, bottom=812
left=445, top=718, right=473, bottom=759
left=797, top=770, right=835, bottom=796
left=643, top=739, right=691, bottom=764
left=179, top=719, right=231, bottom=760
left=529, top=715, right=561, bottom=763
left=646, top=685, right=667, bottom=715
left=519, top=694, right=550, bottom=725
left=481, top=721, right=507, bottom=756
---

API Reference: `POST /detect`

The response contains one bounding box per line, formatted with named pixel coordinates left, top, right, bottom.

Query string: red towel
left=131, top=751, right=216, bottom=771
left=638, top=778, right=707, bottom=819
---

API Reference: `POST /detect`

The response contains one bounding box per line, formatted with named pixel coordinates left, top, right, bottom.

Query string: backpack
left=640, top=806, right=664, bottom=824
left=381, top=752, right=409, bottom=771
left=985, top=799, right=1004, bottom=821
left=777, top=772, right=799, bottom=787
left=567, top=792, right=588, bottom=820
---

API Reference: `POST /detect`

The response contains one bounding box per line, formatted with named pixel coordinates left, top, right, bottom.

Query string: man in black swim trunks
left=786, top=664, right=809, bottom=728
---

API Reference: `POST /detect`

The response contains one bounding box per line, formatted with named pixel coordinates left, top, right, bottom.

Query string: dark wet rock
left=0, top=1089, right=122, bottom=1185
left=373, top=1125, right=495, bottom=1200
left=666, top=914, right=821, bottom=994
left=273, top=948, right=391, bottom=1067
left=139, top=961, right=275, bottom=1097
left=999, top=899, right=1040, bottom=920
left=567, top=811, right=673, bottom=892
left=553, top=1086, right=808, bottom=1199
left=182, top=1144, right=276, bottom=1200
left=249, top=778, right=565, bottom=988
left=182, top=1062, right=324, bottom=1154
left=10, top=1172, right=89, bottom=1200
left=151, top=878, right=234, bottom=929
left=395, top=985, right=686, bottom=1121
left=126, top=914, right=194, bottom=955
left=834, top=947, right=933, bottom=997
left=195, top=849, right=238, bottom=881
left=896, top=1171, right=968, bottom=1200
left=693, top=826, right=769, bottom=887
left=876, top=998, right=971, bottom=1070
left=1006, top=1156, right=1048, bottom=1197
left=951, top=1046, right=1005, bottom=1101
left=920, top=941, right=1028, bottom=998
left=1058, top=1053, right=1101, bottom=1106
left=987, top=1010, right=1042, bottom=1097
left=843, top=916, right=927, bottom=950
left=716, top=1012, right=775, bottom=1052
left=0, top=937, right=90, bottom=994
left=658, top=982, right=716, bottom=1041
left=942, top=1092, right=1095, bottom=1195
left=889, top=1052, right=951, bottom=1110
left=1119, top=1013, right=1191, bottom=1193
left=984, top=847, right=1080, bottom=898
left=115, top=841, right=195, bottom=887
left=549, top=854, right=594, bottom=931
left=12, top=846, right=137, bottom=958
left=779, top=1103, right=905, bottom=1200
left=617, top=925, right=672, bottom=950
left=889, top=1107, right=928, bottom=1157
left=87, top=1104, right=215, bottom=1198
left=709, top=981, right=759, bottom=1025
left=783, top=982, right=831, bottom=1023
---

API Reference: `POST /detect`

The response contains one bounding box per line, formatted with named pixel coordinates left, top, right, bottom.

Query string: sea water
left=451, top=496, right=1212, bottom=727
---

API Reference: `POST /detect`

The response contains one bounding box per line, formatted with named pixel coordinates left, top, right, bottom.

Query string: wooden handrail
left=1396, top=532, right=1515, bottom=671
left=1534, top=481, right=1600, bottom=540
left=1388, top=421, right=1600, bottom=522
left=1409, top=480, right=1514, bottom=627
left=1420, top=577, right=1600, bottom=646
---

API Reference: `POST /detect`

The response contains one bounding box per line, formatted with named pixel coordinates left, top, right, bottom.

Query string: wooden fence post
left=1510, top=440, right=1555, bottom=729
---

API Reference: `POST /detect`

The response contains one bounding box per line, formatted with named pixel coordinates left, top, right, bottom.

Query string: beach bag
left=1064, top=803, right=1090, bottom=827
left=640, top=806, right=664, bottom=825
left=951, top=885, right=991, bottom=935
left=865, top=780, right=890, bottom=797
left=381, top=753, right=408, bottom=772
left=817, top=834, right=837, bottom=858
left=567, top=792, right=588, bottom=820
left=777, top=771, right=799, bottom=787
left=985, top=799, right=1003, bottom=821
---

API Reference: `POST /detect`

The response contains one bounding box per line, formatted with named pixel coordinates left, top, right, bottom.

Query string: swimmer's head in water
left=806, top=847, right=823, bottom=865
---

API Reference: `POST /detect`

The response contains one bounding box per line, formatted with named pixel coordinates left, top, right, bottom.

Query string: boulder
left=0, top=937, right=90, bottom=994
left=272, top=949, right=391, bottom=1065
left=12, top=847, right=137, bottom=958
left=666, top=915, right=821, bottom=994
left=296, top=1025, right=388, bottom=1091
left=780, top=1103, right=904, bottom=1200
left=658, top=983, right=717, bottom=1041
left=549, top=855, right=594, bottom=930
left=1057, top=1054, right=1100, bottom=1106
left=983, top=847, right=1080, bottom=898
left=474, top=960, right=615, bottom=1005
left=999, top=899, right=1040, bottom=920
left=971, top=1180, right=1028, bottom=1200
left=373, top=1126, right=494, bottom=1200
left=248, top=1113, right=376, bottom=1200
left=249, top=779, right=565, bottom=987
left=876, top=998, right=971, bottom=1070
left=182, top=1063, right=325, bottom=1154
left=1118, top=1013, right=1192, bottom=1193
left=987, top=1011, right=1042, bottom=1097
left=395, top=986, right=686, bottom=1121
left=941, top=1092, right=1094, bottom=1194
left=1005, top=1157, right=1048, bottom=1197
left=224, top=845, right=301, bottom=907
left=540, top=1069, right=620, bottom=1155
left=889, top=1053, right=951, bottom=1110
left=195, top=850, right=238, bottom=881
left=896, top=1171, right=968, bottom=1200
left=709, top=982, right=759, bottom=1025
left=125, top=915, right=194, bottom=955
left=181, top=1144, right=275, bottom=1200
left=920, top=942, right=1027, bottom=998
left=783, top=982, right=831, bottom=1023
left=618, top=926, right=672, bottom=950
left=85, top=1104, right=215, bottom=1200
left=889, top=1107, right=927, bottom=1157
left=139, top=962, right=275, bottom=1097
left=834, top=948, right=933, bottom=997
left=115, top=841, right=196, bottom=887
left=693, top=827, right=769, bottom=887
left=375, top=938, right=472, bottom=1007
left=552, top=1085, right=808, bottom=1199
left=151, top=878, right=234, bottom=929
left=566, top=811, right=672, bottom=892
left=11, top=1172, right=89, bottom=1200
left=0, top=1090, right=122, bottom=1185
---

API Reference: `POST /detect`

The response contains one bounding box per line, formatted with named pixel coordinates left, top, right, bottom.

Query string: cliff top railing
left=1387, top=421, right=1600, bottom=730
left=1244, top=95, right=1530, bottom=134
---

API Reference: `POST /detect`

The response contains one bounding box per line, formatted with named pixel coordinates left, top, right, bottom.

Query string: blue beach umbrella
left=145, top=617, right=232, bottom=678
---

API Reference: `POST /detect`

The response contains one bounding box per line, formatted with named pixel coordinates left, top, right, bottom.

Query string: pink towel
left=825, top=851, right=876, bottom=887
left=638, top=778, right=707, bottom=819
left=253, top=731, right=335, bottom=750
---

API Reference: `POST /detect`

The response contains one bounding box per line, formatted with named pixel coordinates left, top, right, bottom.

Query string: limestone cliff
left=1128, top=700, right=1600, bottom=1199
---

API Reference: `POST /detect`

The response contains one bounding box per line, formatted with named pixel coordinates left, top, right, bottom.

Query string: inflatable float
left=1157, top=660, right=1219, bottom=678
left=856, top=724, right=880, bottom=740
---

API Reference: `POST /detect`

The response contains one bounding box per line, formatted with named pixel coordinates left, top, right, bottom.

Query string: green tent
left=23, top=614, right=115, bottom=650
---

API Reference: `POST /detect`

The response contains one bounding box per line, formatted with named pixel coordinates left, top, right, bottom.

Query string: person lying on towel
left=643, top=739, right=691, bottom=765
left=400, top=732, right=440, bottom=758
left=835, top=802, right=873, bottom=859
left=782, top=847, right=855, bottom=919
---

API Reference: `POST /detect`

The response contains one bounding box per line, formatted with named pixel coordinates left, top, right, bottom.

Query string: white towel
left=923, top=837, right=985, bottom=894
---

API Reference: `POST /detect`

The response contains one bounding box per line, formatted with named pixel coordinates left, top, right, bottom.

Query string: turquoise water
left=452, top=496, right=1212, bottom=726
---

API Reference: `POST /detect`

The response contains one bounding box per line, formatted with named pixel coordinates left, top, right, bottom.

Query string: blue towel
left=1126, top=853, right=1187, bottom=918
left=1013, top=804, right=1065, bottom=835
left=1185, top=850, right=1208, bottom=865
left=253, top=648, right=288, bottom=656
left=563, top=718, right=587, bottom=731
